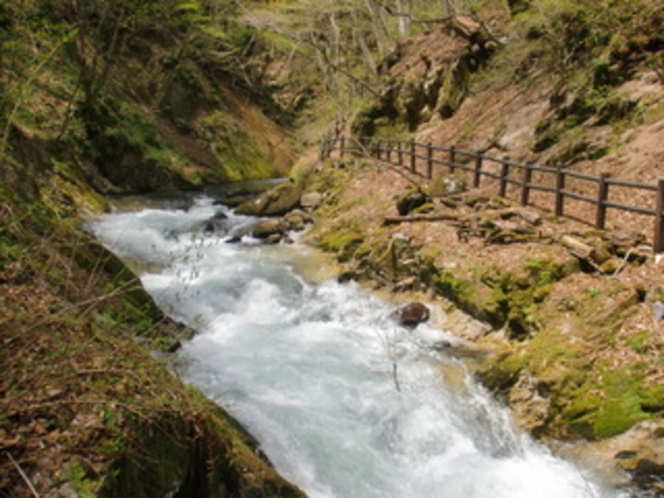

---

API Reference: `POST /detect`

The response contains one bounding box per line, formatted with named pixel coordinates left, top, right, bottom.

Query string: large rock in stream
left=236, top=182, right=302, bottom=217
left=390, top=301, right=431, bottom=327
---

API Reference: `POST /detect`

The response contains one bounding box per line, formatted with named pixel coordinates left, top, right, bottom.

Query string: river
left=89, top=194, right=626, bottom=498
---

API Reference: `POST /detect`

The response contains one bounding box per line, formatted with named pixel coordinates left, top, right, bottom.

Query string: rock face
left=390, top=301, right=431, bottom=327
left=236, top=182, right=303, bottom=217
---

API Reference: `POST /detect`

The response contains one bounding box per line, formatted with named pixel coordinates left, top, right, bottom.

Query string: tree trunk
left=395, top=0, right=411, bottom=37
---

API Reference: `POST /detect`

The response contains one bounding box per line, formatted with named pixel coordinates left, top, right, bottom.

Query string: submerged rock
left=202, top=211, right=229, bottom=233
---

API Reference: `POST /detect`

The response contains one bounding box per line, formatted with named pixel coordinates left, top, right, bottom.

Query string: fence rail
left=321, top=135, right=664, bottom=253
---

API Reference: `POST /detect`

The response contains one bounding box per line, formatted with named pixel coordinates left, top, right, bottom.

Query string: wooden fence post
left=448, top=146, right=456, bottom=174
left=521, top=162, right=533, bottom=206
left=386, top=139, right=392, bottom=162
left=397, top=141, right=403, bottom=166
left=499, top=157, right=510, bottom=198
left=410, top=139, right=416, bottom=174
left=427, top=142, right=433, bottom=179
left=655, top=179, right=664, bottom=253
left=555, top=164, right=565, bottom=217
left=473, top=153, right=483, bottom=188
left=376, top=139, right=382, bottom=160
left=596, top=172, right=611, bottom=229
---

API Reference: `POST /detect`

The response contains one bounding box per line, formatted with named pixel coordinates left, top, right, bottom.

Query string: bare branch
left=7, top=453, right=41, bottom=498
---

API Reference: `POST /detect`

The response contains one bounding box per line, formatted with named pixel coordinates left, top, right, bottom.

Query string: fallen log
left=383, top=213, right=462, bottom=225
left=561, top=235, right=594, bottom=260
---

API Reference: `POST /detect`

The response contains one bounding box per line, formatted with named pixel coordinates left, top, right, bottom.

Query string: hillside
left=1, top=0, right=663, bottom=495
left=294, top=1, right=664, bottom=494
left=0, top=1, right=303, bottom=496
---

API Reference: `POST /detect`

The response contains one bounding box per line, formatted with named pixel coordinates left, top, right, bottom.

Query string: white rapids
left=89, top=196, right=625, bottom=498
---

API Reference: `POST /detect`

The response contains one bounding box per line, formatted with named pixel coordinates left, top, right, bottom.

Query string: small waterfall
left=90, top=196, right=624, bottom=498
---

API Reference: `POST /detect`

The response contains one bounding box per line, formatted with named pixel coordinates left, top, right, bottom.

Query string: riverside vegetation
left=1, top=0, right=663, bottom=496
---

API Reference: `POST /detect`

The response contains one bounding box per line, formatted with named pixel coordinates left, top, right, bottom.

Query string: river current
left=89, top=195, right=624, bottom=498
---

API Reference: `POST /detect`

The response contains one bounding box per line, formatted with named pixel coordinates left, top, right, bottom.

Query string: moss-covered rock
left=236, top=182, right=303, bottom=217
left=396, top=188, right=430, bottom=216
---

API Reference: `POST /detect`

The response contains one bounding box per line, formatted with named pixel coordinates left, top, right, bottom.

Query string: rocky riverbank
left=255, top=151, right=664, bottom=495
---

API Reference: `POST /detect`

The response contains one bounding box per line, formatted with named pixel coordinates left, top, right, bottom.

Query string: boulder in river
left=252, top=218, right=287, bottom=240
left=283, top=209, right=312, bottom=231
left=390, top=301, right=430, bottom=328
left=236, top=182, right=302, bottom=217
left=203, top=211, right=229, bottom=233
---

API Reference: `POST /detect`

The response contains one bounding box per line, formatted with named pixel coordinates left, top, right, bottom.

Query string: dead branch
left=7, top=452, right=41, bottom=498
left=384, top=213, right=462, bottom=225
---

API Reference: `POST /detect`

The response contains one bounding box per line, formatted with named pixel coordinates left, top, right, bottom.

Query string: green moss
left=554, top=356, right=660, bottom=440
left=640, top=383, right=664, bottom=413
left=479, top=350, right=525, bottom=393
left=319, top=228, right=364, bottom=262
left=626, top=330, right=652, bottom=354
left=436, top=270, right=507, bottom=327
left=593, top=365, right=652, bottom=438
left=66, top=462, right=96, bottom=498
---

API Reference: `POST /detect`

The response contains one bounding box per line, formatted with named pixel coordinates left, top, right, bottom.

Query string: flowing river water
left=89, top=195, right=627, bottom=498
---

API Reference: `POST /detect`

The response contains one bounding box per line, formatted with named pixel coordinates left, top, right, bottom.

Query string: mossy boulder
left=236, top=182, right=303, bottom=217
left=396, top=189, right=430, bottom=216
left=430, top=174, right=468, bottom=197
left=252, top=218, right=287, bottom=239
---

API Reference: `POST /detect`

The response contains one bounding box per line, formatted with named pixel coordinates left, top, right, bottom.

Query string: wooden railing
left=321, top=135, right=664, bottom=253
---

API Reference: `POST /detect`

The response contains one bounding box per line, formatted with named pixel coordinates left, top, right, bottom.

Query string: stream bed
left=89, top=195, right=626, bottom=498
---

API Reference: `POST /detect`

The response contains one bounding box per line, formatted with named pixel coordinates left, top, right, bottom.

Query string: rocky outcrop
left=351, top=16, right=499, bottom=136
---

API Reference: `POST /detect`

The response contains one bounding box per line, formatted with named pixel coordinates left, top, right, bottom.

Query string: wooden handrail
left=321, top=135, right=664, bottom=253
